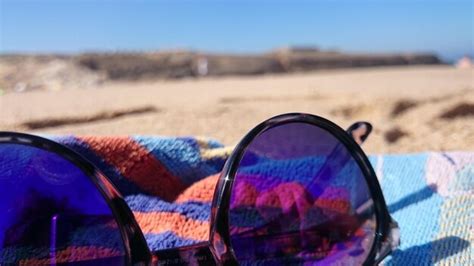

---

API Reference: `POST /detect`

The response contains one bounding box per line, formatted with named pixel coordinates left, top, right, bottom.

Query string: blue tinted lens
left=229, top=123, right=376, bottom=265
left=0, top=143, right=126, bottom=265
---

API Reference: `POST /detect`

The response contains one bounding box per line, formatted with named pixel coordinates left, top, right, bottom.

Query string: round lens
left=229, top=122, right=376, bottom=265
left=0, top=143, right=126, bottom=265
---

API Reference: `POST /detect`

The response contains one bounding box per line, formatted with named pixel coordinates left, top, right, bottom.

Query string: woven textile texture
left=54, top=136, right=472, bottom=265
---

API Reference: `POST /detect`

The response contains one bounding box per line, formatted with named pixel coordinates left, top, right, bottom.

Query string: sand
left=1, top=65, right=473, bottom=154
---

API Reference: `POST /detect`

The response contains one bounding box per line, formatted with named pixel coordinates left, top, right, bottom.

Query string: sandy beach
left=1, top=65, right=473, bottom=154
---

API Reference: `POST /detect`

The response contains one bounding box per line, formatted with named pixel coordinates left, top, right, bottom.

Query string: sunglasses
left=0, top=113, right=399, bottom=265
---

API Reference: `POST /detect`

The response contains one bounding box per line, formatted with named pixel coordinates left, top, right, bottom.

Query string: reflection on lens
left=0, top=143, right=126, bottom=265
left=229, top=123, right=376, bottom=265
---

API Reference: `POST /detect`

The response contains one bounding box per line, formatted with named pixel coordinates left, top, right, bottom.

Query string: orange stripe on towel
left=79, top=136, right=186, bottom=201
left=175, top=174, right=220, bottom=203
left=133, top=211, right=210, bottom=241
left=20, top=246, right=122, bottom=265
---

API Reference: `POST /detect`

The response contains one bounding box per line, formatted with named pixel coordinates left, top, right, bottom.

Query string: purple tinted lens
left=0, top=143, right=126, bottom=265
left=229, top=123, right=376, bottom=265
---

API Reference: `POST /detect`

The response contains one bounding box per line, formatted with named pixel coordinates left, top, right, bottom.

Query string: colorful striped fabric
left=55, top=136, right=473, bottom=265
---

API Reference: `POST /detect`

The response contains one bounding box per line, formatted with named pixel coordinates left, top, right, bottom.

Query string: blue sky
left=1, top=0, right=472, bottom=61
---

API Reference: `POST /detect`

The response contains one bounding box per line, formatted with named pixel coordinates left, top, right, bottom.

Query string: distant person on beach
left=196, top=56, right=209, bottom=76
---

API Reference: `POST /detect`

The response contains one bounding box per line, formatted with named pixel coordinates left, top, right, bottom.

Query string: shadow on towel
left=387, top=236, right=470, bottom=265
left=388, top=184, right=437, bottom=213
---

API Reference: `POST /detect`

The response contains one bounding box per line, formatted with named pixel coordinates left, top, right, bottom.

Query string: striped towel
left=56, top=136, right=473, bottom=265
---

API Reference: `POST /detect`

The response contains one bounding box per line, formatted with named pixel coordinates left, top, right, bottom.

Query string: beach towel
left=47, top=136, right=473, bottom=265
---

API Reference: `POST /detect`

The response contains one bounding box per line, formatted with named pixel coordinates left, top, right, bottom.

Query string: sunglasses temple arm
left=347, top=121, right=402, bottom=263
left=346, top=122, right=373, bottom=145
left=374, top=218, right=400, bottom=264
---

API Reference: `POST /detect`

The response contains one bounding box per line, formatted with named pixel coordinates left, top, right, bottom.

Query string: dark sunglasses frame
left=0, top=132, right=152, bottom=265
left=0, top=113, right=399, bottom=265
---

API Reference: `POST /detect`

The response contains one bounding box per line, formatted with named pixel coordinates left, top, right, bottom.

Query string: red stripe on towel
left=79, top=136, right=186, bottom=201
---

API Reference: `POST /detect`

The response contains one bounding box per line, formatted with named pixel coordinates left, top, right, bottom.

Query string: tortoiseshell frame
left=0, top=113, right=399, bottom=266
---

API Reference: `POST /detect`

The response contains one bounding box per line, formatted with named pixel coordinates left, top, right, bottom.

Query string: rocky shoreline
left=0, top=48, right=442, bottom=93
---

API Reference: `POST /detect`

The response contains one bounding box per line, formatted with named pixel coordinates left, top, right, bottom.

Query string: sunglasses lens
left=229, top=122, right=376, bottom=265
left=0, top=143, right=126, bottom=265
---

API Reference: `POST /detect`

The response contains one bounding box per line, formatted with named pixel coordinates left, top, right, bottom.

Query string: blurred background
left=0, top=0, right=473, bottom=153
